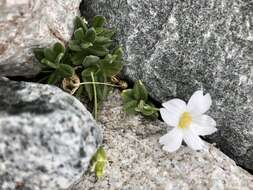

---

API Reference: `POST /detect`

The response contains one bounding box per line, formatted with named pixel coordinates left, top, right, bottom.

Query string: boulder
left=69, top=90, right=253, bottom=190
left=0, top=78, right=101, bottom=190
left=0, top=0, right=81, bottom=76
left=80, top=0, right=253, bottom=170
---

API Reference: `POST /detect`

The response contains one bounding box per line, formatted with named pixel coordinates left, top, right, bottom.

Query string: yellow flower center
left=178, top=112, right=192, bottom=129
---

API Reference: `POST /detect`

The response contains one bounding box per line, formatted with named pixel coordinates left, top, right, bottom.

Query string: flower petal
left=160, top=108, right=179, bottom=127
left=191, top=115, right=217, bottom=136
left=160, top=99, right=187, bottom=127
left=187, top=90, right=212, bottom=115
left=162, top=98, right=187, bottom=112
left=183, top=129, right=206, bottom=150
left=159, top=128, right=183, bottom=152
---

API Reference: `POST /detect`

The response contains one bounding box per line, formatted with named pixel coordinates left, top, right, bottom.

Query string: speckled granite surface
left=0, top=0, right=81, bottom=76
left=80, top=0, right=253, bottom=170
left=69, top=90, right=253, bottom=190
left=0, top=79, right=101, bottom=190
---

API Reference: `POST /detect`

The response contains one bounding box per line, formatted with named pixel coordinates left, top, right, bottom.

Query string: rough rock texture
left=81, top=0, right=253, bottom=170
left=0, top=0, right=81, bottom=76
left=69, top=90, right=253, bottom=190
left=0, top=78, right=101, bottom=190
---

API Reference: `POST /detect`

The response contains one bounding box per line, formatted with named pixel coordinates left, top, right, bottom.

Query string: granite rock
left=69, top=90, right=253, bottom=190
left=80, top=0, right=253, bottom=170
left=0, top=0, right=81, bottom=77
left=0, top=78, right=101, bottom=190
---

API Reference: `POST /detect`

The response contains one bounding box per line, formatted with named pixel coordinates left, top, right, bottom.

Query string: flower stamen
left=178, top=112, right=192, bottom=129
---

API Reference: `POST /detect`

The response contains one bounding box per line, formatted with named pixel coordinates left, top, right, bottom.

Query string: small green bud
left=90, top=147, right=107, bottom=178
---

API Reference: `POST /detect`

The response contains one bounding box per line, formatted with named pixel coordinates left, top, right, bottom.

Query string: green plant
left=34, top=42, right=75, bottom=84
left=33, top=15, right=161, bottom=179
left=121, top=80, right=159, bottom=118
left=90, top=146, right=107, bottom=178
left=34, top=16, right=124, bottom=118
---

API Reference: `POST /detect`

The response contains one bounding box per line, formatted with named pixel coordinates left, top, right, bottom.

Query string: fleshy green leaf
left=75, top=85, right=83, bottom=98
left=70, top=51, right=87, bottom=65
left=47, top=71, right=60, bottom=84
left=93, top=15, right=106, bottom=28
left=88, top=46, right=109, bottom=57
left=121, top=89, right=135, bottom=103
left=80, top=42, right=93, bottom=49
left=94, top=36, right=112, bottom=46
left=41, top=58, right=58, bottom=69
left=58, top=64, right=75, bottom=78
left=53, top=42, right=65, bottom=55
left=95, top=71, right=110, bottom=102
left=112, top=47, right=123, bottom=60
left=96, top=28, right=116, bottom=38
left=82, top=55, right=100, bottom=68
left=81, top=66, right=99, bottom=77
left=133, top=80, right=148, bottom=101
left=68, top=40, right=82, bottom=52
left=135, top=100, right=158, bottom=118
left=100, top=54, right=122, bottom=76
left=55, top=52, right=64, bottom=64
left=84, top=28, right=96, bottom=43
left=74, top=28, right=85, bottom=41
left=123, top=100, right=138, bottom=114
left=74, top=16, right=88, bottom=32
left=101, top=61, right=122, bottom=77
left=44, top=48, right=57, bottom=62
left=83, top=78, right=93, bottom=101
left=141, top=105, right=157, bottom=116
left=81, top=67, right=99, bottom=100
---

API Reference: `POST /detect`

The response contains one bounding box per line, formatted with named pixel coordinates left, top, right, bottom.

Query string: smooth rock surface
left=0, top=0, right=81, bottom=76
left=69, top=90, right=253, bottom=190
left=0, top=79, right=101, bottom=190
left=81, top=0, right=253, bottom=170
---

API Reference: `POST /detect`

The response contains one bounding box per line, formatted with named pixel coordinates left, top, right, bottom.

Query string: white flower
left=159, top=90, right=217, bottom=152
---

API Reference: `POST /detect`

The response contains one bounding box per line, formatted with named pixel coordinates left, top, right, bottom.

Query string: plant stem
left=91, top=72, right=98, bottom=120
left=79, top=82, right=120, bottom=88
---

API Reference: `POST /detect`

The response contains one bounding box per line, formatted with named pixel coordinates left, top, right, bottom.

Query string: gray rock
left=80, top=0, right=253, bottom=170
left=0, top=79, right=101, bottom=190
left=69, top=90, right=253, bottom=190
left=0, top=0, right=81, bottom=77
